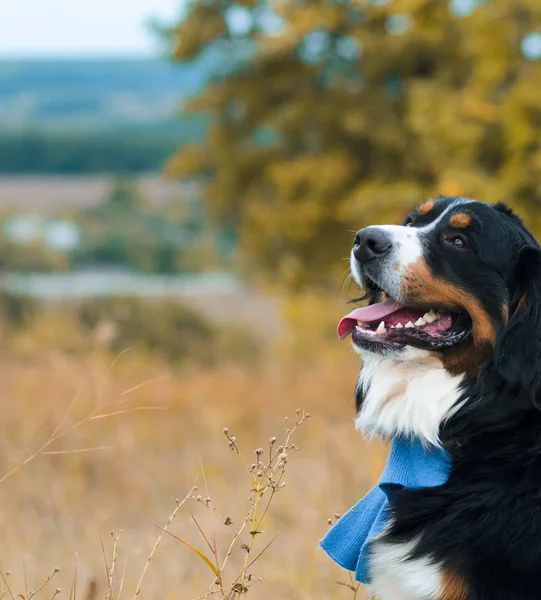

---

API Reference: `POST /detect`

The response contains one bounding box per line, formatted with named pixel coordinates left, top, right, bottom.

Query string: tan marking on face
left=440, top=569, right=468, bottom=600
left=437, top=340, right=492, bottom=377
left=449, top=212, right=472, bottom=229
left=418, top=200, right=435, bottom=215
left=401, top=258, right=496, bottom=346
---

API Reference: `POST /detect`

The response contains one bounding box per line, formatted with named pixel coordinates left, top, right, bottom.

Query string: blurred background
left=0, top=0, right=540, bottom=598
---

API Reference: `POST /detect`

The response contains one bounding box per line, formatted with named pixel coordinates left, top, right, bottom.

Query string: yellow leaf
left=175, top=537, right=219, bottom=578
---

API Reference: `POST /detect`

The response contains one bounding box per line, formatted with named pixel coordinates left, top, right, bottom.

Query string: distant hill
left=0, top=56, right=217, bottom=174
left=0, top=57, right=213, bottom=128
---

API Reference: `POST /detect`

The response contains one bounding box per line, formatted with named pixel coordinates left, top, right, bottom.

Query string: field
left=0, top=176, right=200, bottom=212
left=0, top=294, right=387, bottom=600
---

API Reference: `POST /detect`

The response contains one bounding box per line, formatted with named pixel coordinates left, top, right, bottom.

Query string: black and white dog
left=340, top=196, right=541, bottom=600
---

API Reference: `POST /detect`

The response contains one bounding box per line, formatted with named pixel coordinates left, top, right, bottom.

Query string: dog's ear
left=494, top=246, right=541, bottom=407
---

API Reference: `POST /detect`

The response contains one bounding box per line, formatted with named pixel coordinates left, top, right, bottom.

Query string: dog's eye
left=404, top=217, right=413, bottom=227
left=444, top=234, right=467, bottom=249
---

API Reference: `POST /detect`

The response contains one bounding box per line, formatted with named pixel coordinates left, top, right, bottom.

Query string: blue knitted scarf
left=319, top=437, right=451, bottom=584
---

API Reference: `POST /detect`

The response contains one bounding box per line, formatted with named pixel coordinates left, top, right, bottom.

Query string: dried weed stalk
left=0, top=352, right=164, bottom=485
left=139, top=409, right=311, bottom=599
left=132, top=485, right=197, bottom=599
left=326, top=513, right=362, bottom=599
left=0, top=567, right=61, bottom=600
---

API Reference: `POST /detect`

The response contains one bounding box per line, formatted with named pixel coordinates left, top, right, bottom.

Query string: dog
left=340, top=196, right=541, bottom=600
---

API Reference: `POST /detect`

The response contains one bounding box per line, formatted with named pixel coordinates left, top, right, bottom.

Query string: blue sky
left=0, top=0, right=186, bottom=57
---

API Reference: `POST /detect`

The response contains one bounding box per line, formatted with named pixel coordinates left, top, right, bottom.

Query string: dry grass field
left=0, top=294, right=387, bottom=600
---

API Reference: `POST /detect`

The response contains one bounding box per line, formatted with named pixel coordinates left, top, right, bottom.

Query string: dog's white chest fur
left=355, top=352, right=465, bottom=447
left=355, top=352, right=465, bottom=598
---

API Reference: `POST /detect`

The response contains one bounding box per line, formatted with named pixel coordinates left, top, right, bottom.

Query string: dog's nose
left=353, top=227, right=393, bottom=262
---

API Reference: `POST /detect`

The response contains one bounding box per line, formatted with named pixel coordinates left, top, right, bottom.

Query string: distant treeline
left=0, top=121, right=207, bottom=174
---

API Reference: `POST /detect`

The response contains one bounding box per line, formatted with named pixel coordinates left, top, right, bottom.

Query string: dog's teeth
left=423, top=312, right=435, bottom=323
left=415, top=317, right=426, bottom=327
left=376, top=321, right=386, bottom=334
left=357, top=320, right=364, bottom=326
left=431, top=310, right=440, bottom=320
left=395, top=322, right=403, bottom=329
left=405, top=321, right=415, bottom=328
left=390, top=325, right=395, bottom=329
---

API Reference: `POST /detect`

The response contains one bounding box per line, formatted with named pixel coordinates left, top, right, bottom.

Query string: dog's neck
left=355, top=352, right=466, bottom=447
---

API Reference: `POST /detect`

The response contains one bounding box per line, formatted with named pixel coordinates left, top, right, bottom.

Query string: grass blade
left=151, top=524, right=219, bottom=577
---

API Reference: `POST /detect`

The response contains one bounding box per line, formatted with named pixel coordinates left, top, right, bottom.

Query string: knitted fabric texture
left=319, top=437, right=451, bottom=583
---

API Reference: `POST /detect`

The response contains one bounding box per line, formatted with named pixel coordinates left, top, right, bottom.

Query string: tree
left=166, top=0, right=541, bottom=289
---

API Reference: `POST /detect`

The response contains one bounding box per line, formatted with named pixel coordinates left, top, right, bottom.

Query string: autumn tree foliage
left=166, top=0, right=541, bottom=289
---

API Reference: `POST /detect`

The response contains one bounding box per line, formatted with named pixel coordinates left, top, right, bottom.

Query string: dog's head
left=341, top=197, right=541, bottom=442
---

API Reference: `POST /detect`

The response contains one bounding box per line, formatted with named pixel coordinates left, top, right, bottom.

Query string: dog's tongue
left=337, top=298, right=404, bottom=340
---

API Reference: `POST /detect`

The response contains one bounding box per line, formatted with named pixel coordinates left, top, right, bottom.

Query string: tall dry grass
left=0, top=294, right=388, bottom=599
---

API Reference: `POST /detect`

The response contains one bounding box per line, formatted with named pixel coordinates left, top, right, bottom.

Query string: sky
left=0, top=0, right=186, bottom=57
